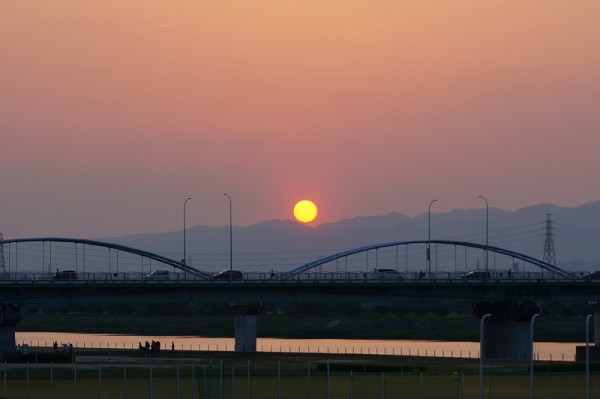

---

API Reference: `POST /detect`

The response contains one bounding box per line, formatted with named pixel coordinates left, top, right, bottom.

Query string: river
left=15, top=332, right=582, bottom=362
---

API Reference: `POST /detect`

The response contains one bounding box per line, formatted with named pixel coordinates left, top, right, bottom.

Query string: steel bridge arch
left=283, top=239, right=576, bottom=279
left=0, top=237, right=213, bottom=279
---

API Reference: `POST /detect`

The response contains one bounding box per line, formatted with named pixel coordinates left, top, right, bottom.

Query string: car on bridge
left=52, top=269, right=77, bottom=280
left=462, top=270, right=491, bottom=280
left=212, top=270, right=244, bottom=280
left=581, top=271, right=600, bottom=281
left=463, top=269, right=515, bottom=280
left=144, top=270, right=170, bottom=281
left=369, top=268, right=403, bottom=280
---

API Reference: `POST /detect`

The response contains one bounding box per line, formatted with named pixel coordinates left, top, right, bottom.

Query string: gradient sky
left=1, top=1, right=599, bottom=238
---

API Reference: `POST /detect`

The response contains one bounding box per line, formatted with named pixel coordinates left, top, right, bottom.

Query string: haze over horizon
left=6, top=200, right=597, bottom=274
left=2, top=1, right=599, bottom=238
left=108, top=198, right=600, bottom=237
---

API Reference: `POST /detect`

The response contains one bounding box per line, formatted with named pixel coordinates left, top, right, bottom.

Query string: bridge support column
left=232, top=303, right=260, bottom=352
left=590, top=304, right=600, bottom=346
left=574, top=303, right=600, bottom=361
left=0, top=305, right=21, bottom=352
left=474, top=301, right=539, bottom=360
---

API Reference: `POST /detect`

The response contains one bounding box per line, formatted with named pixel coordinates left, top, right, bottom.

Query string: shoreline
left=15, top=332, right=583, bottom=362
left=17, top=313, right=590, bottom=343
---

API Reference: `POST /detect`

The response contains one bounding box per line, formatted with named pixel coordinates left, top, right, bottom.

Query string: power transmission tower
left=542, top=214, right=557, bottom=266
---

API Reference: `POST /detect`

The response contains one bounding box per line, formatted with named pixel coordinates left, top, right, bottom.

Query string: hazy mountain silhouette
left=104, top=201, right=600, bottom=273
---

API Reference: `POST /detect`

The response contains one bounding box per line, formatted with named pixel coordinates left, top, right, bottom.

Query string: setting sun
left=293, top=200, right=318, bottom=223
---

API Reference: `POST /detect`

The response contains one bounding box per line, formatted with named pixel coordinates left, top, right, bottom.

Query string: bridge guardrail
left=0, top=270, right=590, bottom=284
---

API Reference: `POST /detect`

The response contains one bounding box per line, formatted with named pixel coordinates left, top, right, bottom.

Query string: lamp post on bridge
left=478, top=195, right=489, bottom=278
left=223, top=193, right=233, bottom=284
left=427, top=199, right=437, bottom=277
left=183, top=197, right=192, bottom=266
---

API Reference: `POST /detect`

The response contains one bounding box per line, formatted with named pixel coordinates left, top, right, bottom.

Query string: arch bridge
left=0, top=237, right=213, bottom=279
left=0, top=237, right=578, bottom=281
left=0, top=236, right=593, bottom=356
left=282, top=239, right=576, bottom=279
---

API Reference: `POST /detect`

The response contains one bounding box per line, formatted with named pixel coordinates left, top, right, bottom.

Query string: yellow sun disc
left=293, top=200, right=318, bottom=223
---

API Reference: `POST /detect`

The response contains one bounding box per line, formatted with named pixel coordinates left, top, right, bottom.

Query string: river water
left=15, top=332, right=582, bottom=362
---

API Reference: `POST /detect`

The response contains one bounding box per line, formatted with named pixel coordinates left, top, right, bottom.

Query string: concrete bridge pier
left=474, top=301, right=539, bottom=360
left=574, top=302, right=600, bottom=361
left=589, top=303, right=600, bottom=346
left=594, top=312, right=600, bottom=346
left=232, top=303, right=260, bottom=352
left=0, top=305, right=21, bottom=352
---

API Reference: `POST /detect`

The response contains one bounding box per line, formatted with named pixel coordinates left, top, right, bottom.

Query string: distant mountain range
left=103, top=201, right=600, bottom=274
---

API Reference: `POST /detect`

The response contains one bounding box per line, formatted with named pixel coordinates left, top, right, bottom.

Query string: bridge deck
left=0, top=271, right=598, bottom=304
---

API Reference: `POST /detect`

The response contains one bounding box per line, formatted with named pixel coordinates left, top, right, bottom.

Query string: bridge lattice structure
left=0, top=237, right=578, bottom=281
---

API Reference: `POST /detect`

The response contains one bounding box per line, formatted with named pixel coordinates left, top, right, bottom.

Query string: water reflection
left=16, top=332, right=579, bottom=361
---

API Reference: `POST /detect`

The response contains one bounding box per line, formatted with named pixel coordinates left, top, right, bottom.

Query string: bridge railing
left=0, top=270, right=588, bottom=283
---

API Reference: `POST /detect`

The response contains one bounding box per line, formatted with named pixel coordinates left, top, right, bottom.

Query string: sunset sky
left=1, top=1, right=599, bottom=238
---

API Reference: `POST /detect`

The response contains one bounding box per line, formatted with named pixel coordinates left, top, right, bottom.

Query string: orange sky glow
left=1, top=1, right=599, bottom=237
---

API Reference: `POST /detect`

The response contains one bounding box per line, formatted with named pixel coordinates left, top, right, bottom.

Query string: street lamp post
left=223, top=194, right=233, bottom=283
left=586, top=314, right=593, bottom=399
left=427, top=199, right=437, bottom=277
left=530, top=313, right=540, bottom=399
left=478, top=195, right=489, bottom=277
left=183, top=197, right=192, bottom=266
left=479, top=313, right=491, bottom=399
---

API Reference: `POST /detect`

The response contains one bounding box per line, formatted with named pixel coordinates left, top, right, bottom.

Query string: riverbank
left=15, top=332, right=583, bottom=362
left=17, top=313, right=590, bottom=342
left=1, top=346, right=597, bottom=399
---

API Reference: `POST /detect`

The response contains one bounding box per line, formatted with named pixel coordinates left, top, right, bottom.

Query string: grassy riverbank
left=2, top=348, right=599, bottom=399
left=17, top=311, right=590, bottom=342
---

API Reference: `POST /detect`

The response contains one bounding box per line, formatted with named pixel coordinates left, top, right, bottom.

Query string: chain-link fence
left=0, top=357, right=597, bottom=399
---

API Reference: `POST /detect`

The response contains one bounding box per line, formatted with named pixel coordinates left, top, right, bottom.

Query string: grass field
left=1, top=349, right=599, bottom=398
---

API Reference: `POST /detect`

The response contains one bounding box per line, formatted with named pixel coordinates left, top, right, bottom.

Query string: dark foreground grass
left=1, top=349, right=599, bottom=398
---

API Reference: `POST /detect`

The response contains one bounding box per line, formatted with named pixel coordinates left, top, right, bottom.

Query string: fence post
left=381, top=372, right=385, bottom=399
left=307, top=362, right=311, bottom=399
left=50, top=362, right=54, bottom=399
left=191, top=362, right=195, bottom=399
left=123, top=365, right=127, bottom=399
left=203, top=366, right=207, bottom=399
left=98, top=365, right=102, bottom=399
left=73, top=362, right=78, bottom=399
left=277, top=362, right=281, bottom=399
left=4, top=361, right=7, bottom=399
left=176, top=365, right=180, bottom=399
left=231, top=367, right=235, bottom=399
left=326, top=362, right=330, bottom=399
left=27, top=362, right=30, bottom=398
left=349, top=371, right=353, bottom=399
left=149, top=365, right=153, bottom=399
left=220, top=360, right=224, bottom=399
left=247, top=360, right=252, bottom=399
